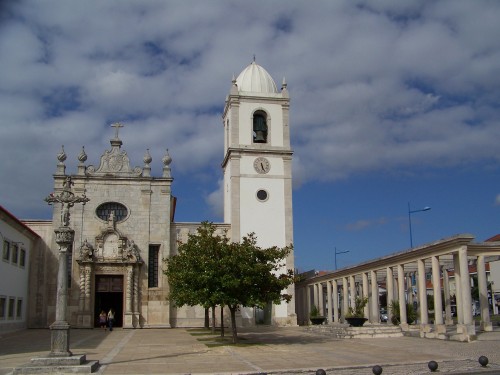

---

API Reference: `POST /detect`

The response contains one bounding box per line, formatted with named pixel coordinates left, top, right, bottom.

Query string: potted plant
left=388, top=300, right=416, bottom=325
left=309, top=305, right=326, bottom=325
left=345, top=296, right=369, bottom=327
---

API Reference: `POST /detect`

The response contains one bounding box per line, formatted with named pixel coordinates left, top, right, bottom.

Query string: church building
left=24, top=61, right=297, bottom=329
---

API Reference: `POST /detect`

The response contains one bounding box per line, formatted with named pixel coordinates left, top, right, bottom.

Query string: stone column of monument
left=45, top=176, right=89, bottom=357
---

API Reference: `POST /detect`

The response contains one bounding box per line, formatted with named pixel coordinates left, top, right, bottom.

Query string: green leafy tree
left=165, top=222, right=294, bottom=343
left=164, top=222, right=229, bottom=330
left=217, top=234, right=294, bottom=342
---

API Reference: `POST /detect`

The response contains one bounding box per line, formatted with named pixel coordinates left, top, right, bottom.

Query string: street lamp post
left=334, top=247, right=349, bottom=270
left=408, top=202, right=431, bottom=248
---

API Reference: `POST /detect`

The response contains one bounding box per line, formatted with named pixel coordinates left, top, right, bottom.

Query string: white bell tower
left=222, top=60, right=296, bottom=326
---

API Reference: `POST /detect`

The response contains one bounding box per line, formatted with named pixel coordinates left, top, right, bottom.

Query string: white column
left=459, top=247, right=473, bottom=324
left=313, top=283, right=319, bottom=311
left=326, top=280, right=333, bottom=324
left=386, top=266, right=394, bottom=322
left=477, top=255, right=492, bottom=331
left=349, top=275, right=356, bottom=309
left=393, top=276, right=399, bottom=302
left=306, top=284, right=311, bottom=321
left=453, top=253, right=464, bottom=324
left=332, top=279, right=339, bottom=323
left=362, top=272, right=369, bottom=319
left=342, top=277, right=349, bottom=321
left=318, top=283, right=324, bottom=316
left=443, top=267, right=453, bottom=325
left=417, top=259, right=429, bottom=325
left=370, top=270, right=379, bottom=323
left=431, top=256, right=444, bottom=329
left=407, top=272, right=414, bottom=305
left=397, top=264, right=407, bottom=325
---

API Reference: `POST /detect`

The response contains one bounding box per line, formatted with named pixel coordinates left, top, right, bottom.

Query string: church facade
left=24, top=61, right=297, bottom=329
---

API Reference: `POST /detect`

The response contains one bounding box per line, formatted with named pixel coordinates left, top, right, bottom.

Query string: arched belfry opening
left=253, top=110, right=268, bottom=143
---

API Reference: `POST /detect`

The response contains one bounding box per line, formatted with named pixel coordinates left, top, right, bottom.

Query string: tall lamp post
left=334, top=247, right=349, bottom=270
left=408, top=202, right=431, bottom=248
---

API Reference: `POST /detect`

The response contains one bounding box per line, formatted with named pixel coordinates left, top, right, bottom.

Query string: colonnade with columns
left=295, top=235, right=500, bottom=341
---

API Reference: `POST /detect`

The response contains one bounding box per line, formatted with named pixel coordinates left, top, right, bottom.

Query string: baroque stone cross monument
left=14, top=174, right=98, bottom=373
left=44, top=175, right=89, bottom=357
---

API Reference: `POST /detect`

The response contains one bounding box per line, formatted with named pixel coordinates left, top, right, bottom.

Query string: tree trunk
left=220, top=306, right=224, bottom=337
left=211, top=305, right=216, bottom=334
left=204, top=307, right=209, bottom=329
left=229, top=305, right=238, bottom=344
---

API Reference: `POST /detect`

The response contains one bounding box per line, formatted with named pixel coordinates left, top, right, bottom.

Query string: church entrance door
left=94, top=275, right=124, bottom=328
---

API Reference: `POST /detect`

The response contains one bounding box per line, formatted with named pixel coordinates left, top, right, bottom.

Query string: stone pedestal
left=124, top=312, right=134, bottom=328
left=49, top=321, right=72, bottom=357
left=13, top=354, right=99, bottom=374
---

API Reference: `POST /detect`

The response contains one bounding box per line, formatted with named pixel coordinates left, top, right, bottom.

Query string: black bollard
left=316, top=369, right=326, bottom=375
left=428, top=360, right=438, bottom=372
left=479, top=356, right=489, bottom=367
left=372, top=365, right=383, bottom=375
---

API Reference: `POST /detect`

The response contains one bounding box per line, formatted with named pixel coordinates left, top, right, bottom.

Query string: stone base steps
left=13, top=354, right=99, bottom=374
left=306, top=323, right=403, bottom=339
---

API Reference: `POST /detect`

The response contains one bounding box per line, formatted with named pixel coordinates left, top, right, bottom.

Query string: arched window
left=253, top=111, right=268, bottom=143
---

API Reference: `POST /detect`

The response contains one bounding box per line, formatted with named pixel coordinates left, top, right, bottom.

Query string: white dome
left=236, top=61, right=278, bottom=94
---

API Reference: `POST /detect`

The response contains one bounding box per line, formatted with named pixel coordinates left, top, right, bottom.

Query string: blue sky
left=0, top=1, right=499, bottom=272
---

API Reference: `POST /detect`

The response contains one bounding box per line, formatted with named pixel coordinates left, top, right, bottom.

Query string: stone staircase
left=306, top=323, right=403, bottom=339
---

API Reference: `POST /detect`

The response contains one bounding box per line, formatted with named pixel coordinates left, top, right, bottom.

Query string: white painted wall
left=0, top=217, right=33, bottom=332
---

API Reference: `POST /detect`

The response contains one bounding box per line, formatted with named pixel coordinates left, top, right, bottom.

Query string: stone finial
left=231, top=74, right=238, bottom=95
left=162, top=149, right=172, bottom=178
left=143, top=149, right=152, bottom=165
left=281, top=77, right=289, bottom=98
left=142, top=149, right=152, bottom=177
left=162, top=149, right=172, bottom=166
left=78, top=146, right=87, bottom=163
left=77, top=146, right=87, bottom=175
left=56, top=145, right=67, bottom=175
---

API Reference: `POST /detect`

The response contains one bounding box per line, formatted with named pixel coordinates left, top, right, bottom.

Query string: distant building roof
left=485, top=234, right=500, bottom=242
left=0, top=205, right=40, bottom=239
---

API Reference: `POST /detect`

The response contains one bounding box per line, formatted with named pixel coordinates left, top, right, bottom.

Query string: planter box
left=310, top=317, right=326, bottom=325
left=345, top=317, right=368, bottom=327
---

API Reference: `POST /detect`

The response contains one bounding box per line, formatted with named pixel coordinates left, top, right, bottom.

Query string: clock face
left=253, top=157, right=270, bottom=174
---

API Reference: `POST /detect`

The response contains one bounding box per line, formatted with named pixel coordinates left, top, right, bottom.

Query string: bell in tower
left=253, top=113, right=267, bottom=143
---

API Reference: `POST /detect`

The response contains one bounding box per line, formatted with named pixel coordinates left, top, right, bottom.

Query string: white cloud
left=1, top=0, right=500, bottom=217
left=206, top=179, right=224, bottom=220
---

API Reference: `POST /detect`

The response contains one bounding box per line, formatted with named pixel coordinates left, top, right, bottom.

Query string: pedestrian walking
left=107, top=308, right=115, bottom=331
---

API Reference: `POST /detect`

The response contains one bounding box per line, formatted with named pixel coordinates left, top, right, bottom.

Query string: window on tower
left=253, top=111, right=268, bottom=143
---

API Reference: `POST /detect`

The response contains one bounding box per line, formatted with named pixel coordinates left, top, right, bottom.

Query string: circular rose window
left=96, top=202, right=128, bottom=222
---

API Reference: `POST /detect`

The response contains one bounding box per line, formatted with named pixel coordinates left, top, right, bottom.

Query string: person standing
left=99, top=310, right=107, bottom=330
left=107, top=308, right=115, bottom=331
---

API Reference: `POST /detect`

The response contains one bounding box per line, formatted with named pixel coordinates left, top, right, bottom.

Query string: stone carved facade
left=76, top=211, right=143, bottom=328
